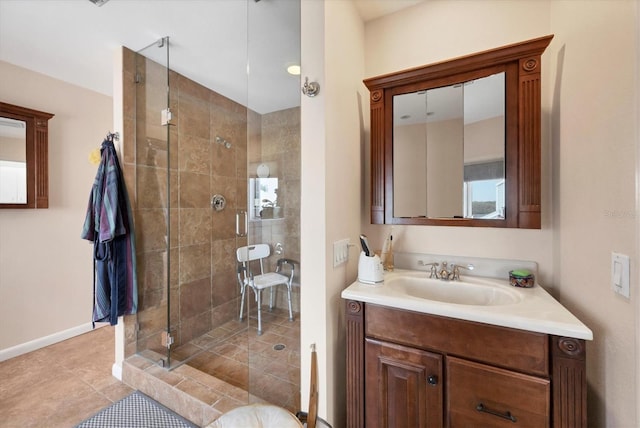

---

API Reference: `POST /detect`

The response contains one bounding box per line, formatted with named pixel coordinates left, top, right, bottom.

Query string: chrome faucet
left=418, top=260, right=474, bottom=281
left=450, top=263, right=475, bottom=280
left=438, top=262, right=453, bottom=280
left=418, top=260, right=439, bottom=278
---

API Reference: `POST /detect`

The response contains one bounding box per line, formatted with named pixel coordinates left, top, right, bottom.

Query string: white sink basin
left=386, top=274, right=522, bottom=306
left=341, top=268, right=593, bottom=340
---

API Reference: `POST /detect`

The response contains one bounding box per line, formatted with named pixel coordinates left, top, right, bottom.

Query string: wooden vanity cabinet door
left=365, top=338, right=444, bottom=428
left=447, top=356, right=550, bottom=427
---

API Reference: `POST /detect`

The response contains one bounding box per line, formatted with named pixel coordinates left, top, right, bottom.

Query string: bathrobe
left=81, top=138, right=137, bottom=325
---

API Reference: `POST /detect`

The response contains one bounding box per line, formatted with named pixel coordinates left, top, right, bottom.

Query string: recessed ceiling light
left=287, top=65, right=301, bottom=76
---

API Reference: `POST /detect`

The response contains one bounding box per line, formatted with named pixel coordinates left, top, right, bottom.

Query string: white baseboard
left=112, top=361, right=123, bottom=380
left=0, top=323, right=104, bottom=362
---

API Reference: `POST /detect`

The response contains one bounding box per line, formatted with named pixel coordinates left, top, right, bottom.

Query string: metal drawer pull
left=476, top=403, right=517, bottom=423
left=427, top=375, right=438, bottom=386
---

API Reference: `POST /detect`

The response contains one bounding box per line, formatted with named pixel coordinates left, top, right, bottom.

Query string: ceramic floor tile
left=1, top=313, right=299, bottom=427
left=0, top=326, right=135, bottom=428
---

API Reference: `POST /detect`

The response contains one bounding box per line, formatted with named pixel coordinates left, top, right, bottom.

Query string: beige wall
left=361, top=1, right=639, bottom=426
left=300, top=0, right=364, bottom=424
left=549, top=1, right=638, bottom=426
left=0, top=136, right=26, bottom=161
left=394, top=123, right=427, bottom=217
left=464, top=116, right=504, bottom=163
left=0, top=61, right=113, bottom=353
left=426, top=118, right=463, bottom=217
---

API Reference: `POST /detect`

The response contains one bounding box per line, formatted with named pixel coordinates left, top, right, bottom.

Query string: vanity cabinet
left=346, top=300, right=587, bottom=428
left=365, top=339, right=443, bottom=427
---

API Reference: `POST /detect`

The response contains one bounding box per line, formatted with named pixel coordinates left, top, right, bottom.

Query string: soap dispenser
left=381, top=232, right=394, bottom=271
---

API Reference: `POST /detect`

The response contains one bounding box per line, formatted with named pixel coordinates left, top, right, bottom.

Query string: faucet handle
left=418, top=261, right=439, bottom=278
left=451, top=263, right=474, bottom=280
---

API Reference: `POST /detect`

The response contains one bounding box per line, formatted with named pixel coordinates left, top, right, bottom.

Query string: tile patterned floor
left=0, top=307, right=300, bottom=427
left=172, top=307, right=301, bottom=413
left=0, top=326, right=133, bottom=428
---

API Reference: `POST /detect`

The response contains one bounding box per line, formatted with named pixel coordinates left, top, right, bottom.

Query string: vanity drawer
left=365, top=304, right=549, bottom=376
left=447, top=356, right=550, bottom=427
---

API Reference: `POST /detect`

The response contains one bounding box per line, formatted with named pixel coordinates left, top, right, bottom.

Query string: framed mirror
left=0, top=102, right=54, bottom=209
left=364, top=35, right=553, bottom=228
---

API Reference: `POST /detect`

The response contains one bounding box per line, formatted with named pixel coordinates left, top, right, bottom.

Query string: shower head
left=88, top=0, right=111, bottom=6
left=215, top=136, right=232, bottom=149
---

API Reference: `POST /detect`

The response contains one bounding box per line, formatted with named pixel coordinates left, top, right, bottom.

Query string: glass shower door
left=246, top=0, right=302, bottom=413
left=127, top=0, right=301, bottom=415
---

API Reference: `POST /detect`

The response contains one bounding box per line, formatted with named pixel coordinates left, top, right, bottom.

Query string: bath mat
left=75, top=390, right=198, bottom=428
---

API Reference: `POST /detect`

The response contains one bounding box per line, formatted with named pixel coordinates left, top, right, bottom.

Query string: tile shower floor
left=173, top=307, right=301, bottom=413
left=126, top=306, right=301, bottom=424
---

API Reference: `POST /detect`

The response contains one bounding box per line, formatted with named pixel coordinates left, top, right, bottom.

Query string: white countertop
left=341, top=269, right=593, bottom=340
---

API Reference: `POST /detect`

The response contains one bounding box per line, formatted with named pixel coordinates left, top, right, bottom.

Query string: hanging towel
left=81, top=137, right=137, bottom=326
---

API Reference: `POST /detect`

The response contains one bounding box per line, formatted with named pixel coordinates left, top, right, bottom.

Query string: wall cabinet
left=345, top=300, right=587, bottom=428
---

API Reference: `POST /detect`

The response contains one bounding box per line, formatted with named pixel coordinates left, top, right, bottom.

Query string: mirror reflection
left=393, top=72, right=505, bottom=219
left=0, top=117, right=27, bottom=204
left=249, top=177, right=282, bottom=220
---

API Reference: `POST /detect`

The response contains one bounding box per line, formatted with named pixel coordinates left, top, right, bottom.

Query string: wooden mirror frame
left=364, top=35, right=553, bottom=229
left=0, top=102, right=54, bottom=209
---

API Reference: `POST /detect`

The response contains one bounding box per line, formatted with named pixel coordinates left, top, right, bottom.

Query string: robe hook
left=302, top=77, right=320, bottom=97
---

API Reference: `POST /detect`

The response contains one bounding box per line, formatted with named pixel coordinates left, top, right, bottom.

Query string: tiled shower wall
left=249, top=108, right=301, bottom=312
left=121, top=47, right=300, bottom=359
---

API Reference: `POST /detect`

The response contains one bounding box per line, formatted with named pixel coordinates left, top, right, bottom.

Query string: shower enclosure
left=121, top=0, right=301, bottom=414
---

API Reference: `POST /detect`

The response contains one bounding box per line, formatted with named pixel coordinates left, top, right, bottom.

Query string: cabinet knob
left=427, top=375, right=438, bottom=386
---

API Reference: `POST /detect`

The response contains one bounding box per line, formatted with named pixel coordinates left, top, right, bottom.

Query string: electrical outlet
left=333, top=238, right=350, bottom=267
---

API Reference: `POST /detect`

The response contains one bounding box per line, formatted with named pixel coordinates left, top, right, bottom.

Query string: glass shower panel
left=246, top=0, right=302, bottom=414
left=162, top=2, right=251, bottom=374
left=127, top=1, right=301, bottom=416
left=133, top=37, right=173, bottom=366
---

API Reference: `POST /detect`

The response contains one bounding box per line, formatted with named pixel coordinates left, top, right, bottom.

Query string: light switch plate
left=333, top=238, right=350, bottom=267
left=611, top=252, right=630, bottom=298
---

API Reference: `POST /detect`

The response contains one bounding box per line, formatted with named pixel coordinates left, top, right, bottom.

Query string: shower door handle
left=236, top=210, right=248, bottom=237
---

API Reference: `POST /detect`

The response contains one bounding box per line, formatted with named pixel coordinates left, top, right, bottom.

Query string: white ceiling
left=0, top=0, right=425, bottom=114
left=353, top=0, right=425, bottom=22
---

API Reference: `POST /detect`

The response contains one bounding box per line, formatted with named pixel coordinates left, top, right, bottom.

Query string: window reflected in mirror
left=392, top=72, right=505, bottom=219
left=249, top=177, right=281, bottom=220
left=0, top=117, right=27, bottom=204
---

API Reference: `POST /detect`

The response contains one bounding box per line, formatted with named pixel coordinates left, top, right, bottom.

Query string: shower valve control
left=211, top=194, right=226, bottom=211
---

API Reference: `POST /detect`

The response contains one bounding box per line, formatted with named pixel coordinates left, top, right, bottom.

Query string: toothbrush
left=359, top=234, right=371, bottom=256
